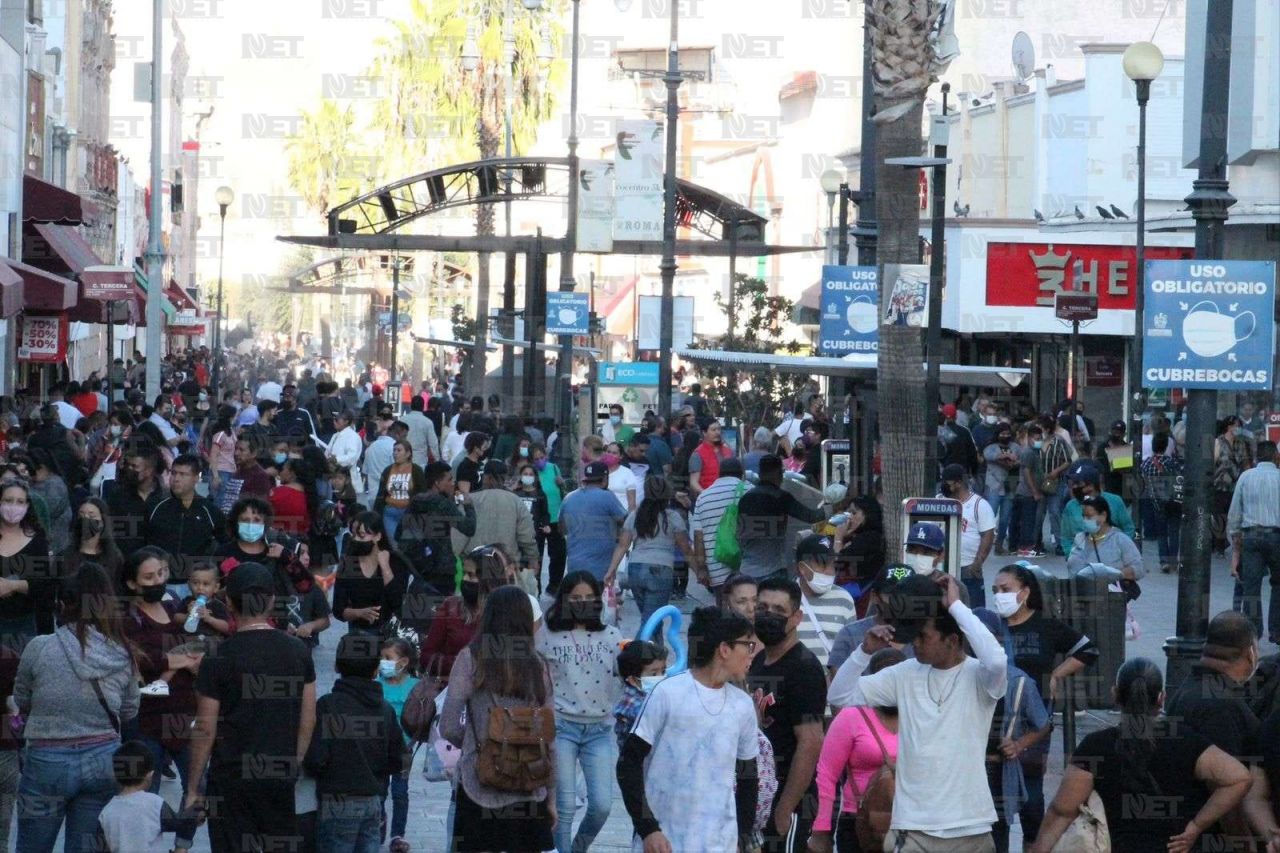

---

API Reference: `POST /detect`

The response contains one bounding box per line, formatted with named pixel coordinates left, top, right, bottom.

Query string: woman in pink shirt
left=809, top=648, right=905, bottom=853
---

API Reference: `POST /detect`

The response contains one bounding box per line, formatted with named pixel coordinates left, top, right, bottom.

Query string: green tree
left=285, top=100, right=371, bottom=215
left=869, top=0, right=953, bottom=552
left=368, top=0, right=564, bottom=397
left=691, top=274, right=812, bottom=435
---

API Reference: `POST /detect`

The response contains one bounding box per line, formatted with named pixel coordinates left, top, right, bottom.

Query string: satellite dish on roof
left=1012, top=31, right=1035, bottom=81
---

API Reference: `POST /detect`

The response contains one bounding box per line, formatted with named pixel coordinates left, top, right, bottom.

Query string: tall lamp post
left=556, top=0, right=582, bottom=476
left=655, top=0, right=683, bottom=417
left=210, top=185, right=234, bottom=402
left=1122, top=41, right=1163, bottom=525
left=820, top=170, right=853, bottom=267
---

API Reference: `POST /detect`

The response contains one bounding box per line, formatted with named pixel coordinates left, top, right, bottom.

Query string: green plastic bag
left=713, top=481, right=748, bottom=569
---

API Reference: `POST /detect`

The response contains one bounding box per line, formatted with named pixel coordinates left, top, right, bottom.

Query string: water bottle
left=828, top=513, right=850, bottom=527
left=184, top=596, right=206, bottom=633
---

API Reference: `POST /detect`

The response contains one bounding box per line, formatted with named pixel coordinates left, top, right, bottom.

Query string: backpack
left=713, top=481, right=747, bottom=569
left=851, top=707, right=895, bottom=850
left=400, top=675, right=441, bottom=743
left=470, top=702, right=556, bottom=793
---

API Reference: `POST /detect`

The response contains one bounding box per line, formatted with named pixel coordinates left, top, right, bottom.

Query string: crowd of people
left=0, top=347, right=1274, bottom=853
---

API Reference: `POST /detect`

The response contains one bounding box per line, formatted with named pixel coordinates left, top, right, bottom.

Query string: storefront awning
left=675, top=348, right=1030, bottom=388
left=22, top=175, right=95, bottom=225
left=29, top=222, right=101, bottom=273
left=0, top=264, right=23, bottom=318
left=165, top=279, right=199, bottom=312
left=132, top=265, right=176, bottom=319
left=0, top=258, right=77, bottom=311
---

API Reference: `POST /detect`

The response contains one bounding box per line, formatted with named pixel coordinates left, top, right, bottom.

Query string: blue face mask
left=238, top=521, right=265, bottom=543
left=1033, top=440, right=1044, bottom=450
left=1082, top=518, right=1100, bottom=534
left=273, top=453, right=288, bottom=465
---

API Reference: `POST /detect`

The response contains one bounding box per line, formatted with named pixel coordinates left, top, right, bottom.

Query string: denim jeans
left=553, top=719, right=616, bottom=853
left=383, top=506, right=406, bottom=543
left=317, top=795, right=382, bottom=853
left=987, top=492, right=1014, bottom=546
left=962, top=569, right=987, bottom=609
left=382, top=769, right=409, bottom=840
left=1045, top=481, right=1068, bottom=551
left=626, top=562, right=674, bottom=635
left=1239, top=529, right=1280, bottom=642
left=1140, top=499, right=1183, bottom=565
left=16, top=740, right=118, bottom=853
left=0, top=750, right=19, bottom=853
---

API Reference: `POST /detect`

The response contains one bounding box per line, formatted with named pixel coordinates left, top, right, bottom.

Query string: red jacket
left=693, top=441, right=733, bottom=491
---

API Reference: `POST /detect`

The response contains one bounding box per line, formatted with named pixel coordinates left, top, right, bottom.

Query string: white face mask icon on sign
left=1183, top=301, right=1255, bottom=358
left=846, top=296, right=877, bottom=334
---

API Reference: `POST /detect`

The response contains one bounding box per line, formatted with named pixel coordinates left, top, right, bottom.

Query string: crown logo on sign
left=1027, top=247, right=1070, bottom=269
left=1153, top=313, right=1168, bottom=330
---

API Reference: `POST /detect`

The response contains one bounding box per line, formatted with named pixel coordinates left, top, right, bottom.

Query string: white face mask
left=520, top=475, right=536, bottom=487
left=993, top=591, right=1022, bottom=618
left=904, top=553, right=937, bottom=576
left=639, top=675, right=664, bottom=692
left=984, top=414, right=998, bottom=425
left=803, top=565, right=836, bottom=594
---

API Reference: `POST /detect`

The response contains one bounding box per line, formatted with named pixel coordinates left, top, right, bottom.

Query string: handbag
left=851, top=707, right=895, bottom=851
left=400, top=676, right=441, bottom=743
left=1050, top=790, right=1111, bottom=852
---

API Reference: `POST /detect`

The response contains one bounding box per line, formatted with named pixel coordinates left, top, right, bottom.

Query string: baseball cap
left=225, top=562, right=276, bottom=600
left=879, top=573, right=944, bottom=645
left=582, top=461, right=608, bottom=482
left=795, top=534, right=834, bottom=561
left=941, top=404, right=957, bottom=418
left=940, top=463, right=967, bottom=483
left=1110, top=420, right=1126, bottom=432
left=1067, top=461, right=1101, bottom=484
left=906, top=522, right=945, bottom=553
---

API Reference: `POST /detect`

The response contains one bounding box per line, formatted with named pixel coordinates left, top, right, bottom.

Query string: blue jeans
left=987, top=492, right=1014, bottom=546
left=1046, top=481, right=1068, bottom=551
left=1239, top=529, right=1280, bottom=642
left=16, top=740, right=117, bottom=853
left=317, top=794, right=382, bottom=853
left=553, top=720, right=616, bottom=853
left=626, top=562, right=674, bottom=635
left=383, top=769, right=409, bottom=840
left=962, top=569, right=986, bottom=609
left=1141, top=498, right=1183, bottom=565
left=383, top=506, right=406, bottom=543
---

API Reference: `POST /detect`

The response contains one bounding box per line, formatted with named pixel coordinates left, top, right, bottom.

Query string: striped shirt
left=1227, top=461, right=1280, bottom=538
left=690, top=476, right=745, bottom=587
left=797, top=587, right=856, bottom=668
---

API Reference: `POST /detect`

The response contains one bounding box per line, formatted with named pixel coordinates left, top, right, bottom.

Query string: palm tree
left=868, top=0, right=950, bottom=551
left=285, top=100, right=370, bottom=215
left=368, top=0, right=563, bottom=397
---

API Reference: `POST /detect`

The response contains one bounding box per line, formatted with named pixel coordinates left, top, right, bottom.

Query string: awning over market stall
left=0, top=263, right=24, bottom=318
left=675, top=348, right=1030, bottom=388
left=0, top=258, right=77, bottom=311
left=132, top=265, right=176, bottom=319
left=23, top=175, right=96, bottom=225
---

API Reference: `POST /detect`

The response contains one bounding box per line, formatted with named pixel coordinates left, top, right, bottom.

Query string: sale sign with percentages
left=18, top=314, right=67, bottom=363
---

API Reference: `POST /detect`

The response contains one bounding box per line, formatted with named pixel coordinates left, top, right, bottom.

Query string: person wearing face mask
left=1065, top=496, right=1144, bottom=589
left=971, top=402, right=1002, bottom=451
left=611, top=640, right=665, bottom=751
left=376, top=637, right=419, bottom=853
left=600, top=403, right=634, bottom=446
left=454, top=461, right=540, bottom=589
left=990, top=564, right=1096, bottom=842
left=143, top=455, right=226, bottom=586
left=939, top=464, right=997, bottom=608
left=1094, top=419, right=1131, bottom=497
left=901, top=522, right=970, bottom=605
left=536, top=571, right=624, bottom=853
left=1214, top=415, right=1254, bottom=555
left=62, top=497, right=124, bottom=578
left=1166, top=612, right=1264, bottom=772
left=417, top=548, right=513, bottom=685
left=332, top=511, right=406, bottom=639
left=513, top=463, right=552, bottom=566
left=1058, top=462, right=1135, bottom=559
left=688, top=420, right=734, bottom=499
left=602, top=440, right=638, bottom=511
left=792, top=536, right=856, bottom=669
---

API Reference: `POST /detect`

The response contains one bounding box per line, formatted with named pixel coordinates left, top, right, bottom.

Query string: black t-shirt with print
left=747, top=641, right=827, bottom=790
left=456, top=457, right=482, bottom=491
left=1007, top=611, right=1098, bottom=698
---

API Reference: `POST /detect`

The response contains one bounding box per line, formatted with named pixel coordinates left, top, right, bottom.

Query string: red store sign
left=986, top=242, right=1193, bottom=309
left=18, top=314, right=68, bottom=363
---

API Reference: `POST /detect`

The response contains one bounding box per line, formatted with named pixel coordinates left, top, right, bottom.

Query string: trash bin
left=1066, top=566, right=1127, bottom=711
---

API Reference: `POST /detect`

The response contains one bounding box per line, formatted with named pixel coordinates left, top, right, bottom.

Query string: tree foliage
left=690, top=274, right=812, bottom=434
left=285, top=100, right=372, bottom=216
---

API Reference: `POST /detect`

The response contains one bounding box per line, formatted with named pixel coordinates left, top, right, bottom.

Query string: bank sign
left=1143, top=260, right=1276, bottom=390
left=818, top=265, right=879, bottom=355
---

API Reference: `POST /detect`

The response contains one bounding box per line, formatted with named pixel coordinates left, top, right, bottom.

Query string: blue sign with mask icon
left=819, top=265, right=879, bottom=356
left=546, top=292, right=590, bottom=335
left=1143, top=260, right=1276, bottom=390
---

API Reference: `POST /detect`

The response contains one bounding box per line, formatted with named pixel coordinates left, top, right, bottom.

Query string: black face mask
left=997, top=435, right=1011, bottom=446
left=460, top=580, right=480, bottom=607
left=80, top=519, right=103, bottom=538
left=347, top=540, right=375, bottom=557
left=753, top=612, right=788, bottom=647
left=568, top=600, right=602, bottom=624
left=137, top=583, right=166, bottom=604
left=1071, top=487, right=1087, bottom=501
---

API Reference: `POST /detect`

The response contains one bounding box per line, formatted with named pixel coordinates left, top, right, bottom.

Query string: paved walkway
left=149, top=545, right=1255, bottom=852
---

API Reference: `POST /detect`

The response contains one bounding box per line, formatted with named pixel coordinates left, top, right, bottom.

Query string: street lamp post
left=144, top=0, right=165, bottom=397
left=1122, top=41, right=1163, bottom=529
left=1167, top=0, right=1236, bottom=691
left=210, top=185, right=233, bottom=402
left=556, top=0, right=582, bottom=476
left=655, top=0, right=683, bottom=417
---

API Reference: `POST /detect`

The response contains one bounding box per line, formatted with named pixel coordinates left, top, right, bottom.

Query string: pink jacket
left=813, top=706, right=898, bottom=832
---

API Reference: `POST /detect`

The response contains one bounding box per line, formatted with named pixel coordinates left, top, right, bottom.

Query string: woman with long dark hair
left=205, top=404, right=238, bottom=509
left=604, top=474, right=694, bottom=630
left=61, top=497, right=123, bottom=578
left=833, top=496, right=888, bottom=608
left=373, top=439, right=426, bottom=543
left=1029, top=658, right=1251, bottom=853
left=26, top=449, right=70, bottom=555
left=440, top=586, right=556, bottom=852
left=270, top=457, right=318, bottom=538
left=538, top=571, right=624, bottom=853
left=0, top=479, right=53, bottom=641
left=332, top=510, right=408, bottom=637
left=14, top=562, right=140, bottom=853
left=419, top=547, right=515, bottom=683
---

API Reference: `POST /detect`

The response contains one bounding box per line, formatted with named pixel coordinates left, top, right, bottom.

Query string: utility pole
left=921, top=85, right=950, bottom=487
left=656, top=0, right=682, bottom=416
left=1167, top=0, right=1236, bottom=692
left=144, top=0, right=165, bottom=397
left=556, top=0, right=582, bottom=476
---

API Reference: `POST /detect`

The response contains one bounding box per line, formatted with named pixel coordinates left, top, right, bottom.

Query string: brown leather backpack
left=470, top=703, right=556, bottom=793
left=852, top=707, right=896, bottom=850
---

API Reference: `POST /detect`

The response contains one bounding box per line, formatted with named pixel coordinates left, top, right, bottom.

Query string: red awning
left=0, top=264, right=23, bottom=318
left=165, top=279, right=199, bottom=311
left=0, top=258, right=77, bottom=311
left=29, top=222, right=102, bottom=274
left=22, top=175, right=92, bottom=225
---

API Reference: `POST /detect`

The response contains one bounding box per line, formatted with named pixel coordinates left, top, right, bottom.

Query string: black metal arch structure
left=325, top=156, right=769, bottom=244
left=280, top=252, right=470, bottom=294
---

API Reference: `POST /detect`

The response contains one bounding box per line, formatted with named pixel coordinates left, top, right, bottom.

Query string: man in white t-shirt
left=940, top=463, right=996, bottom=609
left=773, top=404, right=805, bottom=456
left=828, top=573, right=1005, bottom=852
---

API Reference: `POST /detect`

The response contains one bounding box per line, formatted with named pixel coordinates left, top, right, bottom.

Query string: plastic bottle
left=184, top=596, right=206, bottom=633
